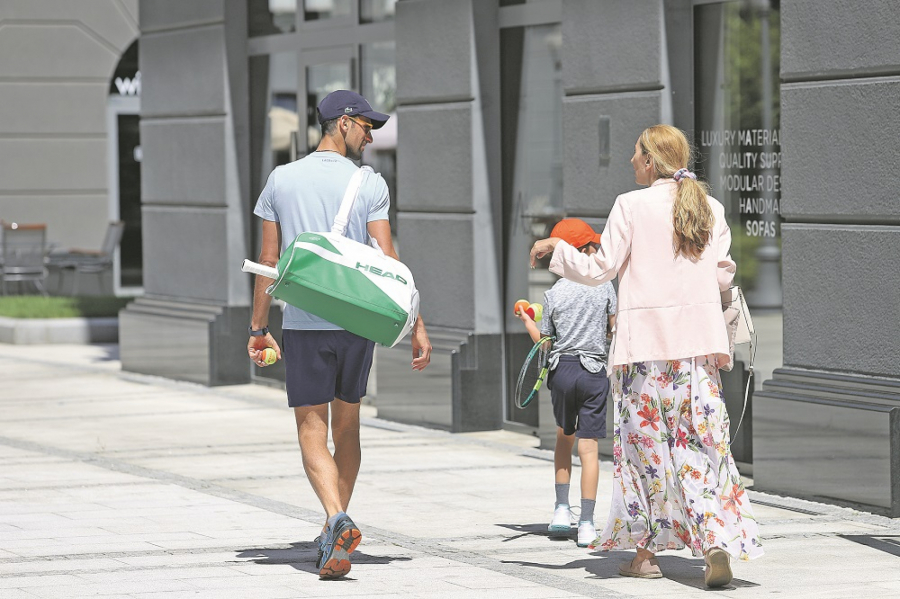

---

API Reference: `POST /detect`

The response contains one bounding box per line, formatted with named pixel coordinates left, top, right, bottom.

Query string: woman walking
left=530, top=125, right=763, bottom=587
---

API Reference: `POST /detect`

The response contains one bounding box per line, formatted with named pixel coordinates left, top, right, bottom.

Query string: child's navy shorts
left=282, top=329, right=375, bottom=407
left=547, top=355, right=609, bottom=438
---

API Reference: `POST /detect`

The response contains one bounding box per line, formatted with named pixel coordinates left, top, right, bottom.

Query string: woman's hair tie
left=673, top=167, right=697, bottom=182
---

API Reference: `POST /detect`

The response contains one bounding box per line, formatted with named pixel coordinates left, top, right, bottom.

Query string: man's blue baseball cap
left=316, top=90, right=389, bottom=130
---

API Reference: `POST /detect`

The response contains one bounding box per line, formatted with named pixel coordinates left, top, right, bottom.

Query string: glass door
left=248, top=49, right=300, bottom=386
left=692, top=0, right=782, bottom=462
left=116, top=113, right=142, bottom=290
left=693, top=0, right=782, bottom=309
left=501, top=23, right=564, bottom=430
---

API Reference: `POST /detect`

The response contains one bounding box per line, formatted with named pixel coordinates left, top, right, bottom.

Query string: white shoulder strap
left=730, top=287, right=757, bottom=444
left=331, top=165, right=374, bottom=236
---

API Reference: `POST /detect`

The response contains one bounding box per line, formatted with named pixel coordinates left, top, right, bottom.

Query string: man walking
left=247, top=90, right=432, bottom=579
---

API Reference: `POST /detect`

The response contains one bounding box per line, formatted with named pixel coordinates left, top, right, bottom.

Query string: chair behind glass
left=1, top=223, right=49, bottom=295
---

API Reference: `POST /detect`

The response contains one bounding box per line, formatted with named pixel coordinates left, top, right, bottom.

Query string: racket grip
left=241, top=259, right=278, bottom=279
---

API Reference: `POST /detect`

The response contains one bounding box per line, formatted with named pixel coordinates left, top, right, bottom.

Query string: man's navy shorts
left=282, top=329, right=375, bottom=407
left=547, top=356, right=609, bottom=439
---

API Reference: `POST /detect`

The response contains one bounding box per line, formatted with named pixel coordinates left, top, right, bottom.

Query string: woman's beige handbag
left=722, top=286, right=755, bottom=367
left=721, top=286, right=756, bottom=440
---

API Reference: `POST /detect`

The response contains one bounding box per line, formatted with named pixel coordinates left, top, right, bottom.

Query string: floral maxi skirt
left=593, top=356, right=763, bottom=561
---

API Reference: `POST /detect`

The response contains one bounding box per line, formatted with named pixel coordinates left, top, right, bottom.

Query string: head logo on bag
left=356, top=262, right=407, bottom=285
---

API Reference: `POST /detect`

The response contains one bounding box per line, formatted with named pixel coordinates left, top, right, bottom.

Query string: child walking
left=517, top=218, right=617, bottom=547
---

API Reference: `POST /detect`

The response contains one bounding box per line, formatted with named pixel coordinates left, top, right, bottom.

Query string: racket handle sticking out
left=241, top=259, right=278, bottom=279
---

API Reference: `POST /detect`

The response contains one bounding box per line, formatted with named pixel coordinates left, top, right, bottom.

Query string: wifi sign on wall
left=115, top=71, right=141, bottom=96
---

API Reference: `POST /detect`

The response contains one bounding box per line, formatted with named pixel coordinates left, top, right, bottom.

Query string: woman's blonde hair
left=639, top=125, right=713, bottom=261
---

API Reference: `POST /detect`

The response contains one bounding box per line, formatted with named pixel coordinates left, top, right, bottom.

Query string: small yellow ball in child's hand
left=262, top=348, right=277, bottom=365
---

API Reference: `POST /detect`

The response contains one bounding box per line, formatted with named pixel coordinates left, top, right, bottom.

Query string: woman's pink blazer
left=549, top=178, right=736, bottom=368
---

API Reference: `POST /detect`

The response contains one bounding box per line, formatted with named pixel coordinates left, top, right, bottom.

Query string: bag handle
left=730, top=287, right=757, bottom=444
left=331, top=166, right=374, bottom=237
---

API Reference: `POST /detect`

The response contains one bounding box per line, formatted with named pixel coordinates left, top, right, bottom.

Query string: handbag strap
left=730, top=287, right=757, bottom=444
left=331, top=165, right=374, bottom=237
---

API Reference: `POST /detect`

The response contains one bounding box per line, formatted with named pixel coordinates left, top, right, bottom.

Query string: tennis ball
left=529, top=303, right=543, bottom=323
left=524, top=306, right=535, bottom=320
left=514, top=299, right=530, bottom=316
left=262, top=348, right=277, bottom=365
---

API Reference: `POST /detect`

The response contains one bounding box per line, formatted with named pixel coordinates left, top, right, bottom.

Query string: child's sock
left=580, top=498, right=596, bottom=523
left=555, top=483, right=570, bottom=507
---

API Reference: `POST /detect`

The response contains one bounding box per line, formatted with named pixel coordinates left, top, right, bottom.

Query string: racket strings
left=514, top=337, right=553, bottom=409
left=515, top=360, right=541, bottom=408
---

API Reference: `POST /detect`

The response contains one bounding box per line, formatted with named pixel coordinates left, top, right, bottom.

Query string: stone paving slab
left=0, top=343, right=899, bottom=598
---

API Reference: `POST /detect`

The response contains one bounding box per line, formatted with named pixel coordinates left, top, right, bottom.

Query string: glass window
left=694, top=0, right=781, bottom=305
left=694, top=0, right=781, bottom=390
left=117, top=114, right=142, bottom=288
left=249, top=52, right=298, bottom=215
left=361, top=41, right=396, bottom=114
left=501, top=23, right=564, bottom=427
left=248, top=0, right=297, bottom=36
left=303, top=0, right=352, bottom=21
left=360, top=0, right=397, bottom=23
left=361, top=41, right=397, bottom=230
left=305, top=60, right=353, bottom=153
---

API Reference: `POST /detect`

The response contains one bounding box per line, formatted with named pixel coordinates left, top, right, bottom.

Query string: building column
left=380, top=0, right=505, bottom=432
left=119, top=0, right=253, bottom=386
left=754, top=0, right=900, bottom=516
left=561, top=0, right=667, bottom=218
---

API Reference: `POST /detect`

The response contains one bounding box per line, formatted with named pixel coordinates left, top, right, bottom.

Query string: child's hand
left=516, top=309, right=534, bottom=324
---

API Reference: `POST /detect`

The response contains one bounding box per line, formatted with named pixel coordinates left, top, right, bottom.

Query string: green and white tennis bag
left=242, top=166, right=419, bottom=347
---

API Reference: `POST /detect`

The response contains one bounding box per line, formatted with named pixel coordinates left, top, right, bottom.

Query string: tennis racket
left=515, top=336, right=554, bottom=409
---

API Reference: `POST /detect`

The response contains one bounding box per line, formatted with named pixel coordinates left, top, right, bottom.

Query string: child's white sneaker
left=548, top=504, right=573, bottom=536
left=577, top=520, right=597, bottom=547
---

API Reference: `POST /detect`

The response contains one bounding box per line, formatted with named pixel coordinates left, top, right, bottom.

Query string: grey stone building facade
left=0, top=0, right=141, bottom=295
left=4, top=1, right=893, bottom=515
left=752, top=0, right=900, bottom=517
left=119, top=0, right=254, bottom=385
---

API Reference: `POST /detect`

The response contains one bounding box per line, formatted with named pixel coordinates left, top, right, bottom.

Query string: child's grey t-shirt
left=253, top=153, right=390, bottom=330
left=540, top=278, right=617, bottom=372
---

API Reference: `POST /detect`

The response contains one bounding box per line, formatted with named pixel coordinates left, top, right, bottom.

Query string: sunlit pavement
left=1, top=343, right=898, bottom=599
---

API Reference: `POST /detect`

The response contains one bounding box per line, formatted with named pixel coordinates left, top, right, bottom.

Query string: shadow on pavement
left=502, top=550, right=759, bottom=591
left=495, top=522, right=575, bottom=543
left=650, top=554, right=760, bottom=591
left=236, top=541, right=411, bottom=577
left=95, top=343, right=119, bottom=362
left=839, top=535, right=900, bottom=558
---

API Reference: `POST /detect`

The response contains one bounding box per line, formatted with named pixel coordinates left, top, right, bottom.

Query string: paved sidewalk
left=1, top=343, right=898, bottom=598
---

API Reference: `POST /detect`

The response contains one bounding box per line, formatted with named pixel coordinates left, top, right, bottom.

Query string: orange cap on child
left=550, top=218, right=601, bottom=249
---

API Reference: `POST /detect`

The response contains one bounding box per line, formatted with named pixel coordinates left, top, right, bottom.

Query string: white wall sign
left=115, top=71, right=141, bottom=96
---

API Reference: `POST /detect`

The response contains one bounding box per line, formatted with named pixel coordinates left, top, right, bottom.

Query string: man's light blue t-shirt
left=253, top=152, right=390, bottom=330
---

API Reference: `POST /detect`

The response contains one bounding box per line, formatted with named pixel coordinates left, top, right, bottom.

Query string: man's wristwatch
left=248, top=326, right=269, bottom=337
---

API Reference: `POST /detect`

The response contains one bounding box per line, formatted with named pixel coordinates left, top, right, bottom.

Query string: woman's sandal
left=618, top=556, right=663, bottom=579
left=704, top=547, right=733, bottom=587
